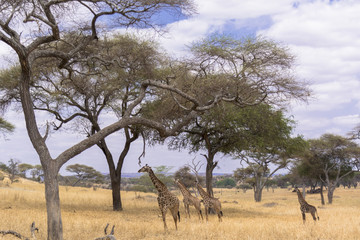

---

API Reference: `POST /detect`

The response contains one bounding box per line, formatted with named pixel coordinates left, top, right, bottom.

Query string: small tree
left=30, top=165, right=43, bottom=182
left=215, top=178, right=236, bottom=188
left=18, top=163, right=34, bottom=178
left=174, top=166, right=197, bottom=188
left=306, top=134, right=360, bottom=204
left=7, top=159, right=20, bottom=183
left=65, top=164, right=104, bottom=187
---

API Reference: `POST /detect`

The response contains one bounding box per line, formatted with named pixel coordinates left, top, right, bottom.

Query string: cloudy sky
left=1, top=0, right=360, bottom=175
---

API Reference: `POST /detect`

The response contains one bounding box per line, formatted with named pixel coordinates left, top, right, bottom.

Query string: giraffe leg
left=183, top=202, right=188, bottom=218
left=204, top=206, right=209, bottom=222
left=197, top=205, right=203, bottom=221
left=186, top=203, right=191, bottom=219
left=302, top=212, right=306, bottom=224
left=217, top=210, right=222, bottom=222
left=311, top=211, right=317, bottom=221
left=170, top=204, right=180, bottom=230
left=158, top=198, right=168, bottom=231
left=161, top=207, right=168, bottom=230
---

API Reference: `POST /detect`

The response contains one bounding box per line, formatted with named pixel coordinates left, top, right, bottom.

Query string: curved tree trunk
left=20, top=61, right=63, bottom=239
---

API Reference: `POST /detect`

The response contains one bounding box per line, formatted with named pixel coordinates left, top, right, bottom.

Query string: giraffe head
left=138, top=164, right=151, bottom=173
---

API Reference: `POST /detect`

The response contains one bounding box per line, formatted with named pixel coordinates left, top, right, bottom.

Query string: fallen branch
left=0, top=222, right=39, bottom=240
left=94, top=223, right=116, bottom=240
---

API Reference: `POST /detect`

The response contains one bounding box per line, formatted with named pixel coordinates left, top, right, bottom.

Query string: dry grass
left=1, top=178, right=360, bottom=239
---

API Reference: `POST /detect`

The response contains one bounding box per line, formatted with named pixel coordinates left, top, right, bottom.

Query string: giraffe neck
left=147, top=168, right=167, bottom=193
left=296, top=189, right=306, bottom=205
left=197, top=183, right=209, bottom=199
left=177, top=181, right=191, bottom=196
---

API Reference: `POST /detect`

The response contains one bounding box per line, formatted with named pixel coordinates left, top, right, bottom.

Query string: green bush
left=215, top=178, right=236, bottom=188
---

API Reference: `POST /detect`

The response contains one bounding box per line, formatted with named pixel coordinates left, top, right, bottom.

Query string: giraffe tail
left=178, top=211, right=180, bottom=222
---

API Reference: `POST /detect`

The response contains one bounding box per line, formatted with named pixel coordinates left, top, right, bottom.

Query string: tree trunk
left=205, top=163, right=215, bottom=197
left=302, top=185, right=306, bottom=199
left=254, top=188, right=263, bottom=202
left=20, top=58, right=64, bottom=239
left=320, top=182, right=325, bottom=205
left=98, top=127, right=137, bottom=211
left=254, top=180, right=263, bottom=202
left=204, top=151, right=217, bottom=214
left=110, top=176, right=122, bottom=211
left=44, top=165, right=63, bottom=240
left=327, top=186, right=335, bottom=204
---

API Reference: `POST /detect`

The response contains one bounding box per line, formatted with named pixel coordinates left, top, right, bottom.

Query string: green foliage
left=0, top=162, right=9, bottom=172
left=215, top=178, right=236, bottom=188
left=65, top=164, right=104, bottom=186
left=0, top=117, right=15, bottom=134
left=293, top=134, right=360, bottom=185
left=237, top=183, right=252, bottom=190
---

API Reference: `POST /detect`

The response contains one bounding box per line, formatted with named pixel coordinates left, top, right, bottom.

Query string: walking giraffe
left=175, top=179, right=204, bottom=220
left=138, top=164, right=180, bottom=230
left=295, top=187, right=319, bottom=223
left=195, top=181, right=223, bottom=222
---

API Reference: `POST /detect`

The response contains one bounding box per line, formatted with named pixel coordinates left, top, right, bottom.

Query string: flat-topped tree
left=164, top=35, right=310, bottom=198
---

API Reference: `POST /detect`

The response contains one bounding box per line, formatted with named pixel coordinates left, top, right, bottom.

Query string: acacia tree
left=66, top=164, right=103, bottom=186
left=306, top=134, right=360, bottom=204
left=292, top=147, right=327, bottom=205
left=165, top=35, right=309, bottom=197
left=18, top=163, right=34, bottom=178
left=24, top=34, right=162, bottom=211
left=230, top=104, right=306, bottom=202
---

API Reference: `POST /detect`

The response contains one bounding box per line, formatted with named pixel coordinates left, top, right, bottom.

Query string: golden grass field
left=1, top=178, right=360, bottom=240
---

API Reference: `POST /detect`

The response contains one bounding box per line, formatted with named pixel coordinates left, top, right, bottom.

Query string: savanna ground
left=1, top=178, right=360, bottom=240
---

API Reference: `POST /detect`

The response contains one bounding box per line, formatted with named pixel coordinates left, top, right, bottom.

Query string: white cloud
left=257, top=0, right=360, bottom=139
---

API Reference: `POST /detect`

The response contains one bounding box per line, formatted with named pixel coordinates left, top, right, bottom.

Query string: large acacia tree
left=26, top=34, right=163, bottom=211
left=0, top=2, right=309, bottom=239
left=166, top=34, right=310, bottom=197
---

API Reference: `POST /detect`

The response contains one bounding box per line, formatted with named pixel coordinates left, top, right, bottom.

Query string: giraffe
left=138, top=164, right=180, bottom=230
left=195, top=181, right=223, bottom=222
left=294, top=187, right=320, bottom=223
left=175, top=179, right=204, bottom=220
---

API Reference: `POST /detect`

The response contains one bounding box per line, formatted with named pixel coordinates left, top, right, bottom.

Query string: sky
left=1, top=0, right=360, bottom=175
